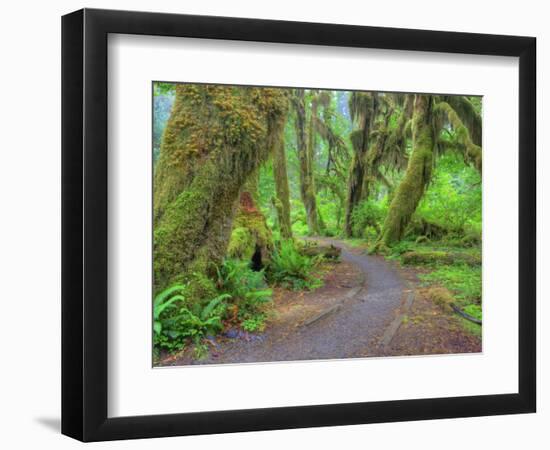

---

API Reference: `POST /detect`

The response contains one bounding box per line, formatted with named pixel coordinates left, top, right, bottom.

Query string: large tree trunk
left=153, top=84, right=287, bottom=297
left=344, top=92, right=374, bottom=237
left=271, top=114, right=293, bottom=239
left=375, top=94, right=435, bottom=249
left=294, top=89, right=321, bottom=235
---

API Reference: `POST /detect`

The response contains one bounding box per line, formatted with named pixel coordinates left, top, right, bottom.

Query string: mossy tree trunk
left=271, top=115, right=293, bottom=239
left=294, top=89, right=321, bottom=235
left=375, top=94, right=436, bottom=248
left=361, top=99, right=393, bottom=203
left=153, top=84, right=287, bottom=297
left=344, top=92, right=375, bottom=237
left=228, top=172, right=274, bottom=270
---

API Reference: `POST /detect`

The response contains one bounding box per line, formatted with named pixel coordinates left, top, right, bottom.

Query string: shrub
left=217, top=259, right=272, bottom=323
left=153, top=283, right=230, bottom=355
left=153, top=284, right=187, bottom=352
left=268, top=240, right=321, bottom=290
left=291, top=221, right=309, bottom=236
left=387, top=240, right=414, bottom=256
left=351, top=199, right=385, bottom=238
left=241, top=314, right=267, bottom=332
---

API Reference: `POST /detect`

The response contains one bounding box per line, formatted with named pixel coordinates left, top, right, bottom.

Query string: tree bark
left=153, top=84, right=287, bottom=296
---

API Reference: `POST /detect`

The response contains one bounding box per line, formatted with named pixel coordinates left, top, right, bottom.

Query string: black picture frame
left=61, top=8, right=536, bottom=442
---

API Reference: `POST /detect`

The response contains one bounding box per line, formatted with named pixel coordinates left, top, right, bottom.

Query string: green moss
left=424, top=286, right=455, bottom=309
left=227, top=227, right=255, bottom=260
left=271, top=112, right=292, bottom=239
left=153, top=85, right=288, bottom=296
left=228, top=202, right=273, bottom=263
left=401, top=250, right=481, bottom=266
left=435, top=101, right=482, bottom=172
left=294, top=89, right=321, bottom=235
left=374, top=95, right=435, bottom=249
left=344, top=92, right=374, bottom=237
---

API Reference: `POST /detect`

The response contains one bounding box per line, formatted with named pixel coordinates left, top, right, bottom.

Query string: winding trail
left=166, top=239, right=406, bottom=366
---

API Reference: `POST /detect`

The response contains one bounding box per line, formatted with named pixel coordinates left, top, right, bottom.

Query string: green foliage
left=416, top=153, right=481, bottom=235
left=153, top=81, right=176, bottom=96
left=386, top=240, right=415, bottom=257
left=216, top=259, right=273, bottom=321
left=268, top=240, right=322, bottom=290
left=153, top=284, right=187, bottom=343
left=242, top=314, right=267, bottom=332
left=463, top=303, right=482, bottom=321
left=419, top=264, right=481, bottom=305
left=153, top=283, right=229, bottom=354
left=401, top=250, right=480, bottom=266
left=152, top=86, right=484, bottom=359
left=351, top=199, right=386, bottom=239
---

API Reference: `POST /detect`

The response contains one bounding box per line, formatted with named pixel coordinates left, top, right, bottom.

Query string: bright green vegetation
left=153, top=284, right=229, bottom=357
left=268, top=240, right=324, bottom=291
left=153, top=83, right=482, bottom=359
left=419, top=264, right=481, bottom=304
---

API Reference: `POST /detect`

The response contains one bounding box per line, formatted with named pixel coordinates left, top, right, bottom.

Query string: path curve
left=168, top=239, right=405, bottom=366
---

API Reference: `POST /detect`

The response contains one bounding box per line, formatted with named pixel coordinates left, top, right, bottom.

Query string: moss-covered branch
left=435, top=101, right=482, bottom=172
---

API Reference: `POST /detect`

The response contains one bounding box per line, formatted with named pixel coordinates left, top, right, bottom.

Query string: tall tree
left=375, top=94, right=435, bottom=248
left=271, top=113, right=293, bottom=239
left=293, top=89, right=321, bottom=235
left=344, top=92, right=375, bottom=236
left=153, top=84, right=288, bottom=298
left=374, top=94, right=481, bottom=249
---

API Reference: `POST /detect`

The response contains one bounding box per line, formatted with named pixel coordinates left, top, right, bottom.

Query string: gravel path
left=165, top=239, right=405, bottom=366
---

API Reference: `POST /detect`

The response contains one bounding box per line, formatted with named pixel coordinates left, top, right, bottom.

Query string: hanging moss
left=293, top=89, right=321, bottom=235
left=153, top=84, right=288, bottom=298
left=443, top=95, right=482, bottom=146
left=435, top=101, right=482, bottom=172
left=270, top=113, right=293, bottom=239
left=344, top=92, right=375, bottom=237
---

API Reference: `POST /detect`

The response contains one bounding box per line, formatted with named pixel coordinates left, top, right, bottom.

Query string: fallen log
left=300, top=244, right=341, bottom=260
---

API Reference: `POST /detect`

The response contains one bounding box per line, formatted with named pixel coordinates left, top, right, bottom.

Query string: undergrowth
left=268, top=240, right=323, bottom=291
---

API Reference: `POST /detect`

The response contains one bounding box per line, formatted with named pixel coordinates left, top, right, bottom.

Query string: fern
left=269, top=240, right=319, bottom=290
left=153, top=284, right=187, bottom=336
left=200, top=294, right=231, bottom=320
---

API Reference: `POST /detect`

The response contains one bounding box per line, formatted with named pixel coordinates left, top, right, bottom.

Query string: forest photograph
left=152, top=82, right=482, bottom=367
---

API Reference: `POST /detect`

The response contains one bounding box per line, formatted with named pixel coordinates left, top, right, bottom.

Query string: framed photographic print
left=61, top=8, right=536, bottom=442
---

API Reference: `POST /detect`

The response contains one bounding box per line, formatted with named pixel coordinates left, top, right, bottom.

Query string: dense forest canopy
left=152, top=82, right=482, bottom=360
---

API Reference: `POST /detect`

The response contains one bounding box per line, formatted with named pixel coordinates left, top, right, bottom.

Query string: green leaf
left=154, top=284, right=186, bottom=307
left=200, top=294, right=231, bottom=320
left=153, top=321, right=162, bottom=336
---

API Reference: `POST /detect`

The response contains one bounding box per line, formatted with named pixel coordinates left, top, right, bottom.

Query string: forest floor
left=159, top=239, right=481, bottom=367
